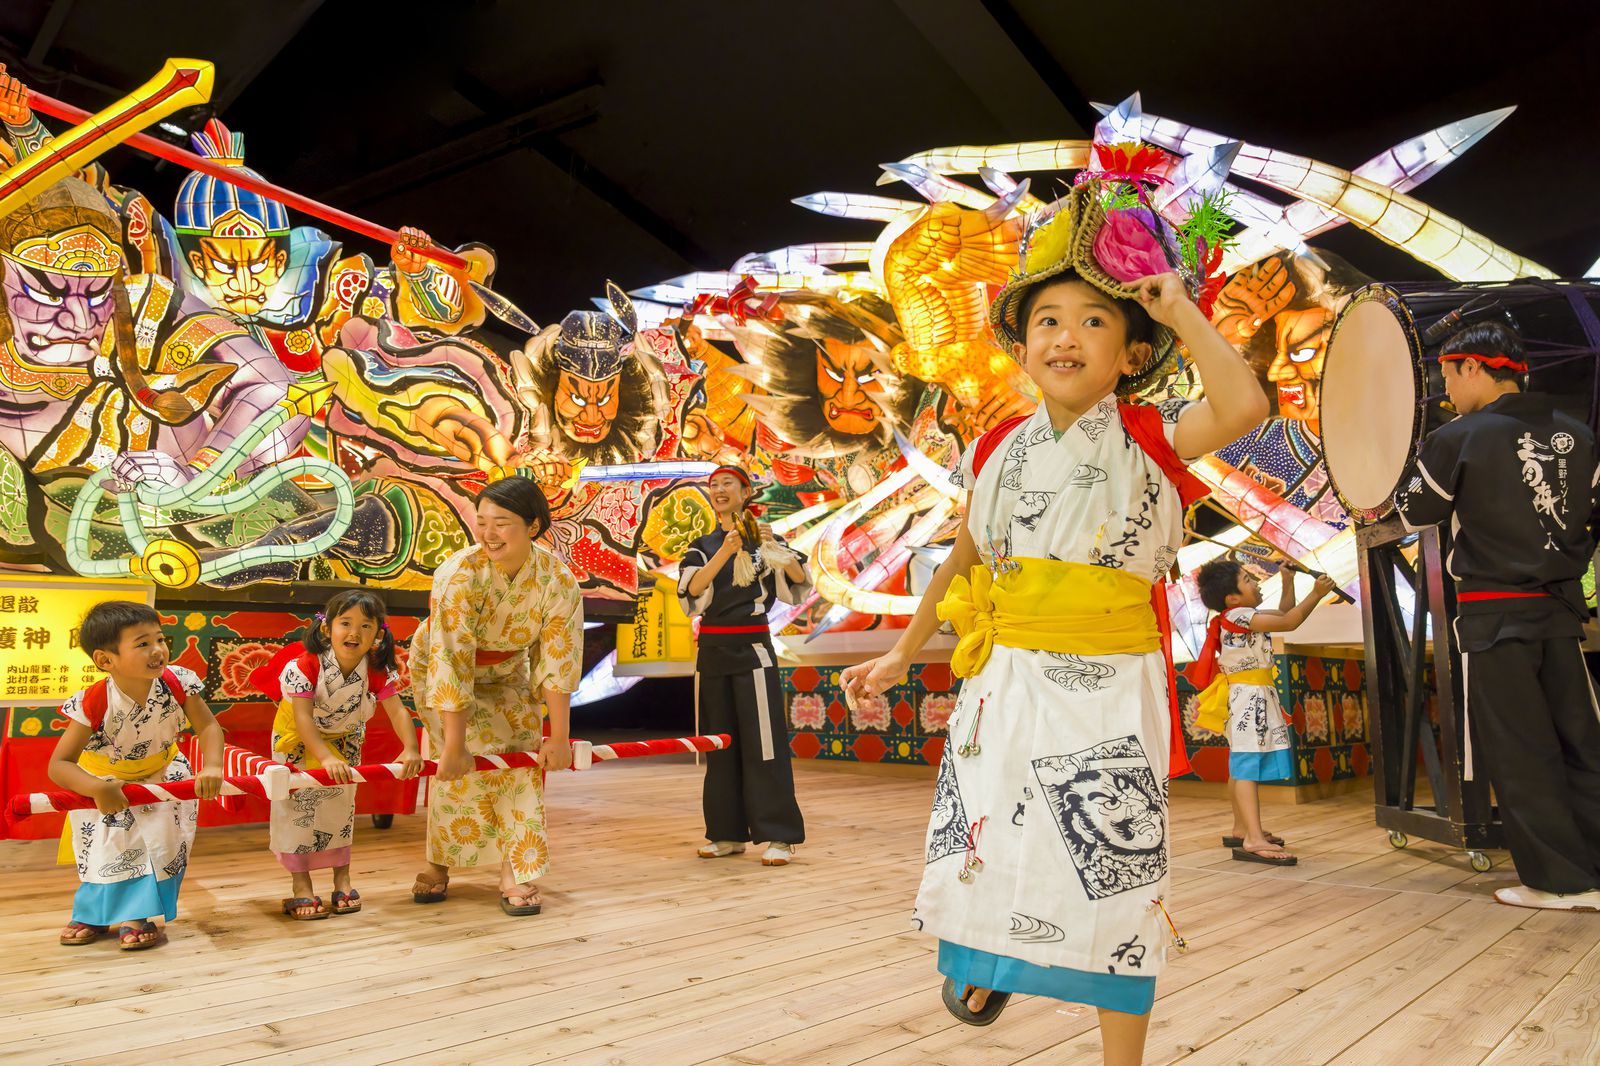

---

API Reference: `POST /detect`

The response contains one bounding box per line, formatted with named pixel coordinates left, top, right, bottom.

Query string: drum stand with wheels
left=1358, top=515, right=1500, bottom=872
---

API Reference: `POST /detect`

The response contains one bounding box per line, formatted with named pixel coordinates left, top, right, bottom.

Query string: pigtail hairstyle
left=370, top=618, right=398, bottom=673
left=301, top=610, right=332, bottom=656
left=311, top=589, right=397, bottom=672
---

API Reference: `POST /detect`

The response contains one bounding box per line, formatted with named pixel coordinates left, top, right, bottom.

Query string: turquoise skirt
left=1230, top=748, right=1294, bottom=782
left=939, top=940, right=1156, bottom=1015
left=72, top=870, right=182, bottom=926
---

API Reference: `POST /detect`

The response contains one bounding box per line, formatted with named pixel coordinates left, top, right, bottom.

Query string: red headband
left=1439, top=350, right=1529, bottom=373
left=710, top=465, right=752, bottom=488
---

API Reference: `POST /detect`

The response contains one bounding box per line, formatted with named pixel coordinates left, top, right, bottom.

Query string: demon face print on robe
left=678, top=527, right=811, bottom=847
left=410, top=543, right=584, bottom=883
left=916, top=394, right=1193, bottom=992
left=60, top=666, right=206, bottom=926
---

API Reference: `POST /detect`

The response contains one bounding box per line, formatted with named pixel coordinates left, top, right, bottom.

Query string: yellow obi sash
left=937, top=559, right=1160, bottom=679
left=57, top=742, right=182, bottom=864
left=1193, top=668, right=1276, bottom=734
left=271, top=701, right=351, bottom=770
left=78, top=742, right=181, bottom=782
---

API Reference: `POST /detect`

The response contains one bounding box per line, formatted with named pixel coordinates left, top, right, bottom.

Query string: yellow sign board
left=0, top=576, right=156, bottom=707
left=615, top=574, right=695, bottom=677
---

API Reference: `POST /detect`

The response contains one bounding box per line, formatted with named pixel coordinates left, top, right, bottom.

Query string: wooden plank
left=1060, top=892, right=1466, bottom=1066
left=729, top=882, right=1381, bottom=1066
left=2, top=762, right=1596, bottom=1065
left=1338, top=910, right=1600, bottom=1064
left=1480, top=933, right=1600, bottom=1066
left=1167, top=898, right=1530, bottom=1064
left=861, top=886, right=1410, bottom=1066
left=221, top=931, right=929, bottom=1065
left=0, top=891, right=918, bottom=1051
left=701, top=988, right=954, bottom=1066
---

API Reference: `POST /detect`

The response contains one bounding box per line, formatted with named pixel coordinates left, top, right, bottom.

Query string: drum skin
left=1322, top=284, right=1425, bottom=522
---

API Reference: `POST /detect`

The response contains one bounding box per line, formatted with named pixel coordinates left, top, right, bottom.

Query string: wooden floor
left=4, top=760, right=1599, bottom=1066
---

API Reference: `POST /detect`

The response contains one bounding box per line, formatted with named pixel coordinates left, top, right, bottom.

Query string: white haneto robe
left=269, top=650, right=396, bottom=866
left=915, top=395, right=1191, bottom=980
left=62, top=666, right=205, bottom=915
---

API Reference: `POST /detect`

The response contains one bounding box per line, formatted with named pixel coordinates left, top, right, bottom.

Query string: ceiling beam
left=321, top=81, right=603, bottom=208
left=211, top=0, right=327, bottom=112
left=975, top=0, right=1101, bottom=132
left=443, top=71, right=712, bottom=268
left=26, top=0, right=76, bottom=66
left=891, top=0, right=1081, bottom=139
left=522, top=131, right=714, bottom=267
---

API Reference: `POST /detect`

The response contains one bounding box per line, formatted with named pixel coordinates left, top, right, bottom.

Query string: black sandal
left=941, top=978, right=1011, bottom=1025
left=499, top=883, right=542, bottom=916
left=1222, top=834, right=1284, bottom=848
left=1232, top=845, right=1298, bottom=866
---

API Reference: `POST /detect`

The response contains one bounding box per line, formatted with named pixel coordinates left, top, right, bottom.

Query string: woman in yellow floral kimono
left=409, top=476, right=584, bottom=915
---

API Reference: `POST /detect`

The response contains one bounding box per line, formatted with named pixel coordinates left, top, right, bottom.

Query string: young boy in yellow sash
left=844, top=178, right=1269, bottom=1066
left=48, top=602, right=223, bottom=950
left=1191, top=561, right=1336, bottom=865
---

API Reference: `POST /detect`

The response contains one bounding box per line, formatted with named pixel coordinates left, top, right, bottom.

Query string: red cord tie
left=958, top=815, right=988, bottom=884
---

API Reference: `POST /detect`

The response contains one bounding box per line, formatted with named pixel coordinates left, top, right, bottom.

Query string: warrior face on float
left=172, top=121, right=293, bottom=320
left=814, top=336, right=888, bottom=436
left=184, top=224, right=288, bottom=317
left=734, top=292, right=916, bottom=460
left=555, top=358, right=622, bottom=444
left=0, top=187, right=122, bottom=368
left=514, top=283, right=662, bottom=466
left=1213, top=250, right=1370, bottom=437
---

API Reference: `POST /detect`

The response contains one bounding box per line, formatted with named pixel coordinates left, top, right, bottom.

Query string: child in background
left=49, top=601, right=224, bottom=950
left=1191, top=560, right=1336, bottom=865
left=250, top=590, right=422, bottom=920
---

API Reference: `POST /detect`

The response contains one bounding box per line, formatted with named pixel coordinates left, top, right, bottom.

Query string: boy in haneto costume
left=844, top=178, right=1269, bottom=1065
left=1192, top=560, right=1337, bottom=865
left=1395, top=320, right=1600, bottom=913
left=48, top=602, right=224, bottom=950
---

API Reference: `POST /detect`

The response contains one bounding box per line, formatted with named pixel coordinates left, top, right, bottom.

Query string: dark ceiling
left=1, top=0, right=1597, bottom=327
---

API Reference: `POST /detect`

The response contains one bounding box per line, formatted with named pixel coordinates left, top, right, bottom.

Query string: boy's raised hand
left=1132, top=272, right=1197, bottom=327
left=1310, top=574, right=1339, bottom=603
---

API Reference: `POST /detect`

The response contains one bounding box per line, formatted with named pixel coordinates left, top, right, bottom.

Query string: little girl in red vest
left=49, top=601, right=224, bottom=950
left=250, top=590, right=422, bottom=920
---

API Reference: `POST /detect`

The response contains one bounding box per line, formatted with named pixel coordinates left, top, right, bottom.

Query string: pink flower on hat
left=1093, top=208, right=1170, bottom=283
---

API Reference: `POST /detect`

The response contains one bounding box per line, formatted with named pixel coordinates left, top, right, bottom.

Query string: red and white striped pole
left=9, top=733, right=732, bottom=819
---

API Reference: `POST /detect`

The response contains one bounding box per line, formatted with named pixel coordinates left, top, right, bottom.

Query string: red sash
left=1181, top=613, right=1255, bottom=692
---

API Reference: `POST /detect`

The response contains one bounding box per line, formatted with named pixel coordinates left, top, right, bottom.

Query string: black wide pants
left=697, top=663, right=805, bottom=845
left=1466, top=635, right=1600, bottom=893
